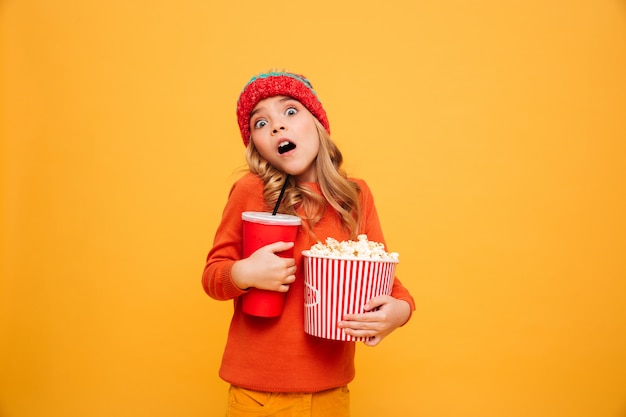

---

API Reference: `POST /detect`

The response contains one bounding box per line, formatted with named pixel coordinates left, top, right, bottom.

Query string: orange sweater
left=202, top=172, right=415, bottom=392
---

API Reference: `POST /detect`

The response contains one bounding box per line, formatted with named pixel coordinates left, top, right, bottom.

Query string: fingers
left=362, top=295, right=392, bottom=312
left=338, top=316, right=383, bottom=330
left=338, top=297, right=410, bottom=346
left=338, top=324, right=385, bottom=346
left=338, top=303, right=388, bottom=343
left=276, top=264, right=297, bottom=292
left=341, top=295, right=392, bottom=321
left=281, top=264, right=297, bottom=281
left=338, top=319, right=388, bottom=346
left=265, top=240, right=295, bottom=255
left=363, top=336, right=382, bottom=347
left=341, top=309, right=381, bottom=323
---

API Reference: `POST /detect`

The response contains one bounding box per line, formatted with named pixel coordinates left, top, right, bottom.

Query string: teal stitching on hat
left=242, top=71, right=319, bottom=97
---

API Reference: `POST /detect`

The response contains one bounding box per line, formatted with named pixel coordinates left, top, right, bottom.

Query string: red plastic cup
left=241, top=211, right=301, bottom=317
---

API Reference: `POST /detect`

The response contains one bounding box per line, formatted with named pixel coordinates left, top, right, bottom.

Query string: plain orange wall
left=1, top=1, right=625, bottom=416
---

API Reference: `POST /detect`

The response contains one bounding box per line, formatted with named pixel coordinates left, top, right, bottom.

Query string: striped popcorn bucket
left=302, top=252, right=397, bottom=341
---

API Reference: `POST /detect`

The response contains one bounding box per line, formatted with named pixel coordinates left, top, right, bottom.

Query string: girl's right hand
left=231, top=241, right=297, bottom=292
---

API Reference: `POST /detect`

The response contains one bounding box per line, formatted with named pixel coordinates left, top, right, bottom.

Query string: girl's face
left=249, top=95, right=320, bottom=182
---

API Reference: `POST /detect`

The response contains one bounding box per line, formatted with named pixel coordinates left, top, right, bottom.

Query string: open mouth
left=278, top=140, right=296, bottom=155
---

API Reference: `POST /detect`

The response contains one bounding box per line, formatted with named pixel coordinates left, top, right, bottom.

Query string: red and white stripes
left=303, top=254, right=396, bottom=342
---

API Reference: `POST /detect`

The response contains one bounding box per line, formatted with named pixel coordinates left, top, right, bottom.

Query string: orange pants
left=225, top=385, right=350, bottom=417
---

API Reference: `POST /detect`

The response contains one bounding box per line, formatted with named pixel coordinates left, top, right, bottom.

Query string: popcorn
left=307, top=234, right=399, bottom=261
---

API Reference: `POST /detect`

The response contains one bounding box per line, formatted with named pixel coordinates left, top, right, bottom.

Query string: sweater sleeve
left=201, top=173, right=267, bottom=300
left=355, top=179, right=416, bottom=318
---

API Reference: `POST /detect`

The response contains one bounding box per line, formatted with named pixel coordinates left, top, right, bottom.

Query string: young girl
left=202, top=71, right=415, bottom=416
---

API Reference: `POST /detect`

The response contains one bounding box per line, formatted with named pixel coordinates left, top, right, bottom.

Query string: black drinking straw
left=272, top=175, right=290, bottom=215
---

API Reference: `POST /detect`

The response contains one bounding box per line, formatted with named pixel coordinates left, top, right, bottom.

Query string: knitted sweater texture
left=202, top=172, right=415, bottom=392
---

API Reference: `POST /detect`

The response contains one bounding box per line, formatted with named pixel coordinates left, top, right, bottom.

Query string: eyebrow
left=249, top=96, right=297, bottom=119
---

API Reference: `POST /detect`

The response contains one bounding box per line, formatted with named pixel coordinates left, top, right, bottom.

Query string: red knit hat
left=236, top=71, right=330, bottom=147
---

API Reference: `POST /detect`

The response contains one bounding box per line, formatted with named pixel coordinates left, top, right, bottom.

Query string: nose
left=271, top=122, right=286, bottom=134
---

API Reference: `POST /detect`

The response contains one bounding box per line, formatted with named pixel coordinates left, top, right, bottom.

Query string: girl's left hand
left=337, top=295, right=411, bottom=347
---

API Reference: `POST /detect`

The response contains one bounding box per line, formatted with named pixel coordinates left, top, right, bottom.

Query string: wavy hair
left=245, top=119, right=361, bottom=239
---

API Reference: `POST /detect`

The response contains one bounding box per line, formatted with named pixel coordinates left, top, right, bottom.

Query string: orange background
left=1, top=1, right=625, bottom=416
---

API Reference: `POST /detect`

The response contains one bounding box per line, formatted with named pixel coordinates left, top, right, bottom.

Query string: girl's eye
left=285, top=107, right=298, bottom=116
left=253, top=119, right=268, bottom=129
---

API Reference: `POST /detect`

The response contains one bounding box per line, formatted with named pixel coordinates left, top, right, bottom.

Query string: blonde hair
left=245, top=119, right=361, bottom=239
